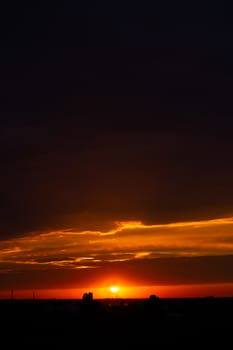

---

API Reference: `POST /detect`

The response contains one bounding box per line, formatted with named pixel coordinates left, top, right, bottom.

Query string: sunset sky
left=0, top=2, right=233, bottom=299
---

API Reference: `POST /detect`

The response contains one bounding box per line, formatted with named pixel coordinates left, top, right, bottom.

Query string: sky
left=0, top=2, right=233, bottom=299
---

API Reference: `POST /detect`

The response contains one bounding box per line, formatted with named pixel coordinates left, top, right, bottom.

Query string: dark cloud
left=1, top=255, right=233, bottom=290
left=1, top=126, right=233, bottom=239
left=0, top=3, right=233, bottom=239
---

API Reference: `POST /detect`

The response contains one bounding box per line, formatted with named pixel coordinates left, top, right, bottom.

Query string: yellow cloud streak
left=0, top=216, right=233, bottom=269
left=112, top=216, right=233, bottom=231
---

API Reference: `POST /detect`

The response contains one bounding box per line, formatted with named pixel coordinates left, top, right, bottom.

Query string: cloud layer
left=1, top=217, right=233, bottom=290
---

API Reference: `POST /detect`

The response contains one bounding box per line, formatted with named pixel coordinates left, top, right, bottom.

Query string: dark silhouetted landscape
left=1, top=294, right=233, bottom=347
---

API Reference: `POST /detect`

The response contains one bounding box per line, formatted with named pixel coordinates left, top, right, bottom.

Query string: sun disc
left=109, top=285, right=119, bottom=293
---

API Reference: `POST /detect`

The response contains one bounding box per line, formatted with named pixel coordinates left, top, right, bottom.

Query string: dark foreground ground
left=0, top=296, right=232, bottom=348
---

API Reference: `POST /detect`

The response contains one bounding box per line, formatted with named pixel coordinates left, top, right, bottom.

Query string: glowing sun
left=109, top=285, right=119, bottom=293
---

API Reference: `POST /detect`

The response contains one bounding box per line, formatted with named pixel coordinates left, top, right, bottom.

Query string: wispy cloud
left=0, top=216, right=233, bottom=273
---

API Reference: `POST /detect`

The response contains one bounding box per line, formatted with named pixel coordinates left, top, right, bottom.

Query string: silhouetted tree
left=82, top=292, right=93, bottom=301
left=80, top=291, right=107, bottom=320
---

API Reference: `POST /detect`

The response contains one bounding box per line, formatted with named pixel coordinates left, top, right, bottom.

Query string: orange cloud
left=0, top=216, right=233, bottom=273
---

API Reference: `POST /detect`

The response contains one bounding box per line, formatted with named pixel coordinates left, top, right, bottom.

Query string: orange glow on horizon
left=1, top=283, right=233, bottom=300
